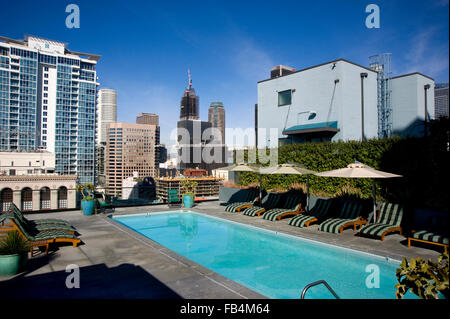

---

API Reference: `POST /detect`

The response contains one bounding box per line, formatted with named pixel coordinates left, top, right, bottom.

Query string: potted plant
left=181, top=179, right=198, bottom=208
left=0, top=231, right=29, bottom=276
left=76, top=183, right=95, bottom=215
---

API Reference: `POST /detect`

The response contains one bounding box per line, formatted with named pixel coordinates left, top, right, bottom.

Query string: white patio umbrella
left=260, top=163, right=317, bottom=212
left=315, top=161, right=402, bottom=223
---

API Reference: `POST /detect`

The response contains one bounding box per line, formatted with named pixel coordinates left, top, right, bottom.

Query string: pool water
left=112, top=211, right=414, bottom=299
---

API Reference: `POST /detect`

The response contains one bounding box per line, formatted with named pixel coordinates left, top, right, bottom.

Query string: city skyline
left=1, top=0, right=448, bottom=148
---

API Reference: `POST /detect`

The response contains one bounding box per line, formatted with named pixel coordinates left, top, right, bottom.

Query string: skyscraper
left=435, top=83, right=449, bottom=119
left=97, top=89, right=117, bottom=144
left=0, top=35, right=100, bottom=184
left=106, top=122, right=159, bottom=197
left=180, top=69, right=199, bottom=120
left=208, top=102, right=225, bottom=144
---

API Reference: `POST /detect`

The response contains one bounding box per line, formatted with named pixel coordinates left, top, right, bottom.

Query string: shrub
left=0, top=231, right=30, bottom=255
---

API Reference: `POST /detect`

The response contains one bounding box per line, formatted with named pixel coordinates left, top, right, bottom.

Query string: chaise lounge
left=7, top=203, right=75, bottom=233
left=261, top=193, right=305, bottom=221
left=288, top=198, right=333, bottom=228
left=242, top=192, right=282, bottom=217
left=408, top=216, right=449, bottom=253
left=318, top=201, right=366, bottom=234
left=357, top=202, right=403, bottom=241
left=224, top=188, right=260, bottom=213
left=0, top=212, right=81, bottom=257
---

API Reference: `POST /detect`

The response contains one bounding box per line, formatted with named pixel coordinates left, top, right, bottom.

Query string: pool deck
left=0, top=201, right=443, bottom=299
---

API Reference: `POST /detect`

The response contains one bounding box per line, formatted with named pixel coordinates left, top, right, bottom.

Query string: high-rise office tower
left=97, top=89, right=117, bottom=144
left=208, top=102, right=225, bottom=144
left=105, top=122, right=159, bottom=197
left=435, top=83, right=449, bottom=119
left=0, top=35, right=100, bottom=184
left=136, top=112, right=159, bottom=126
left=96, top=89, right=117, bottom=186
left=180, top=69, right=199, bottom=120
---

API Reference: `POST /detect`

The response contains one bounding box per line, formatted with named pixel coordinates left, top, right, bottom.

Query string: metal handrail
left=300, top=280, right=340, bottom=299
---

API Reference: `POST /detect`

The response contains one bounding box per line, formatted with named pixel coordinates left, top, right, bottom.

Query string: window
left=44, top=93, right=48, bottom=97
left=43, top=124, right=47, bottom=128
left=44, top=80, right=48, bottom=84
left=278, top=90, right=292, bottom=106
left=44, top=87, right=48, bottom=91
left=44, top=67, right=48, bottom=71
left=43, top=105, right=47, bottom=110
left=44, top=73, right=48, bottom=78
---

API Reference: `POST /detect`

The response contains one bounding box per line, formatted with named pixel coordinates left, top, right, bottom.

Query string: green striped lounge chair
left=358, top=202, right=403, bottom=241
left=288, top=198, right=333, bottom=228
left=318, top=201, right=366, bottom=234
left=0, top=213, right=81, bottom=257
left=408, top=216, right=449, bottom=253
left=7, top=203, right=75, bottom=233
left=261, top=193, right=304, bottom=221
left=224, top=188, right=259, bottom=213
left=242, top=193, right=281, bottom=217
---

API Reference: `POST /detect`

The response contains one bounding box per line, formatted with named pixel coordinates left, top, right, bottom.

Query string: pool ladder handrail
left=300, top=280, right=340, bottom=299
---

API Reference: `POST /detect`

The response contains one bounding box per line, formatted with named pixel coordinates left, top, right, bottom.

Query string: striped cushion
left=34, top=223, right=75, bottom=233
left=288, top=214, right=318, bottom=228
left=412, top=230, right=449, bottom=245
left=225, top=201, right=254, bottom=212
left=245, top=188, right=258, bottom=202
left=262, top=203, right=302, bottom=221
left=242, top=206, right=265, bottom=216
left=32, top=229, right=78, bottom=241
left=358, top=223, right=397, bottom=237
left=318, top=217, right=360, bottom=233
left=339, top=201, right=363, bottom=220
left=376, top=202, right=403, bottom=226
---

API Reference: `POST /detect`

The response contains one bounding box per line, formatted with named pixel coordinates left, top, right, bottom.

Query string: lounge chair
left=224, top=188, right=259, bottom=213
left=168, top=189, right=182, bottom=208
left=261, top=193, right=305, bottom=221
left=318, top=201, right=366, bottom=234
left=6, top=203, right=75, bottom=233
left=242, top=192, right=281, bottom=217
left=357, top=202, right=403, bottom=241
left=97, top=198, right=115, bottom=213
left=0, top=213, right=81, bottom=257
left=288, top=198, right=333, bottom=228
left=408, top=216, right=449, bottom=253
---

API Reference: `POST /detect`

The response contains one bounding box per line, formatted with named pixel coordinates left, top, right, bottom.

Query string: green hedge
left=236, top=119, right=449, bottom=212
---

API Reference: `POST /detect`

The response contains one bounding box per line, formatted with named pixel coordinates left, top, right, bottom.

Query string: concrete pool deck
left=0, top=201, right=442, bottom=299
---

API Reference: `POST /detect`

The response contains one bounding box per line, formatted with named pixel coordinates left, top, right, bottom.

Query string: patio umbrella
left=315, top=161, right=402, bottom=222
left=260, top=163, right=317, bottom=212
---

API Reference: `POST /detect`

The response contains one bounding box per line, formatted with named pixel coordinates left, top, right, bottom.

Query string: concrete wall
left=391, top=73, right=435, bottom=137
left=257, top=60, right=378, bottom=147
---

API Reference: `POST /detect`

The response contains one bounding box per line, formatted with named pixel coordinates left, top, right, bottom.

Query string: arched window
left=40, top=187, right=51, bottom=210
left=58, top=186, right=68, bottom=209
left=21, top=187, right=33, bottom=211
left=0, top=188, right=13, bottom=212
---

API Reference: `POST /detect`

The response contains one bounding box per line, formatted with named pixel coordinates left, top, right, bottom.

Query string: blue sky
left=1, top=0, right=448, bottom=147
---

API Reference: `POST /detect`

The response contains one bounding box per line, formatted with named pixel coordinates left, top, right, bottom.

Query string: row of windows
left=10, top=48, right=37, bottom=59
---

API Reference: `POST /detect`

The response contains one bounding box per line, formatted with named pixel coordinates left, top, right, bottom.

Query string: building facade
left=105, top=122, right=159, bottom=197
left=136, top=112, right=159, bottom=126
left=435, top=82, right=449, bottom=119
left=0, top=35, right=100, bottom=184
left=208, top=102, right=225, bottom=144
left=256, top=59, right=435, bottom=147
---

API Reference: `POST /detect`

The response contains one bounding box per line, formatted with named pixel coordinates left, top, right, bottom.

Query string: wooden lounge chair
left=261, top=193, right=305, bottom=221
left=408, top=216, right=449, bottom=253
left=97, top=196, right=115, bottom=213
left=357, top=202, right=403, bottom=241
left=0, top=213, right=81, bottom=257
left=318, top=201, right=366, bottom=234
left=242, top=193, right=281, bottom=217
left=224, top=188, right=259, bottom=213
left=6, top=203, right=75, bottom=233
left=288, top=198, right=333, bottom=228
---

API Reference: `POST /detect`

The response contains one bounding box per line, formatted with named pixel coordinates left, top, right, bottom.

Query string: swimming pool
left=112, top=211, right=413, bottom=299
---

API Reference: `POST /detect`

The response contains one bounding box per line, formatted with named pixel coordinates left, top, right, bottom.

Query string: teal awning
left=283, top=121, right=339, bottom=135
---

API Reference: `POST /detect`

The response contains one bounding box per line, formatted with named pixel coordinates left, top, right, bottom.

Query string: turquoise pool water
left=112, top=211, right=413, bottom=299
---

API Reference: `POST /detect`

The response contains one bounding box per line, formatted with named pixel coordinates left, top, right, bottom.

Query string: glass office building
left=0, top=35, right=100, bottom=184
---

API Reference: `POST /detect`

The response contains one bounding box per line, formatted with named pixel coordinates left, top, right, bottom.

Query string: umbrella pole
left=372, top=181, right=377, bottom=223
left=306, top=175, right=310, bottom=213
left=259, top=174, right=263, bottom=206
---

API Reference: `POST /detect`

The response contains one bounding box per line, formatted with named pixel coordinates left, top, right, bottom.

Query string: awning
left=283, top=121, right=339, bottom=135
